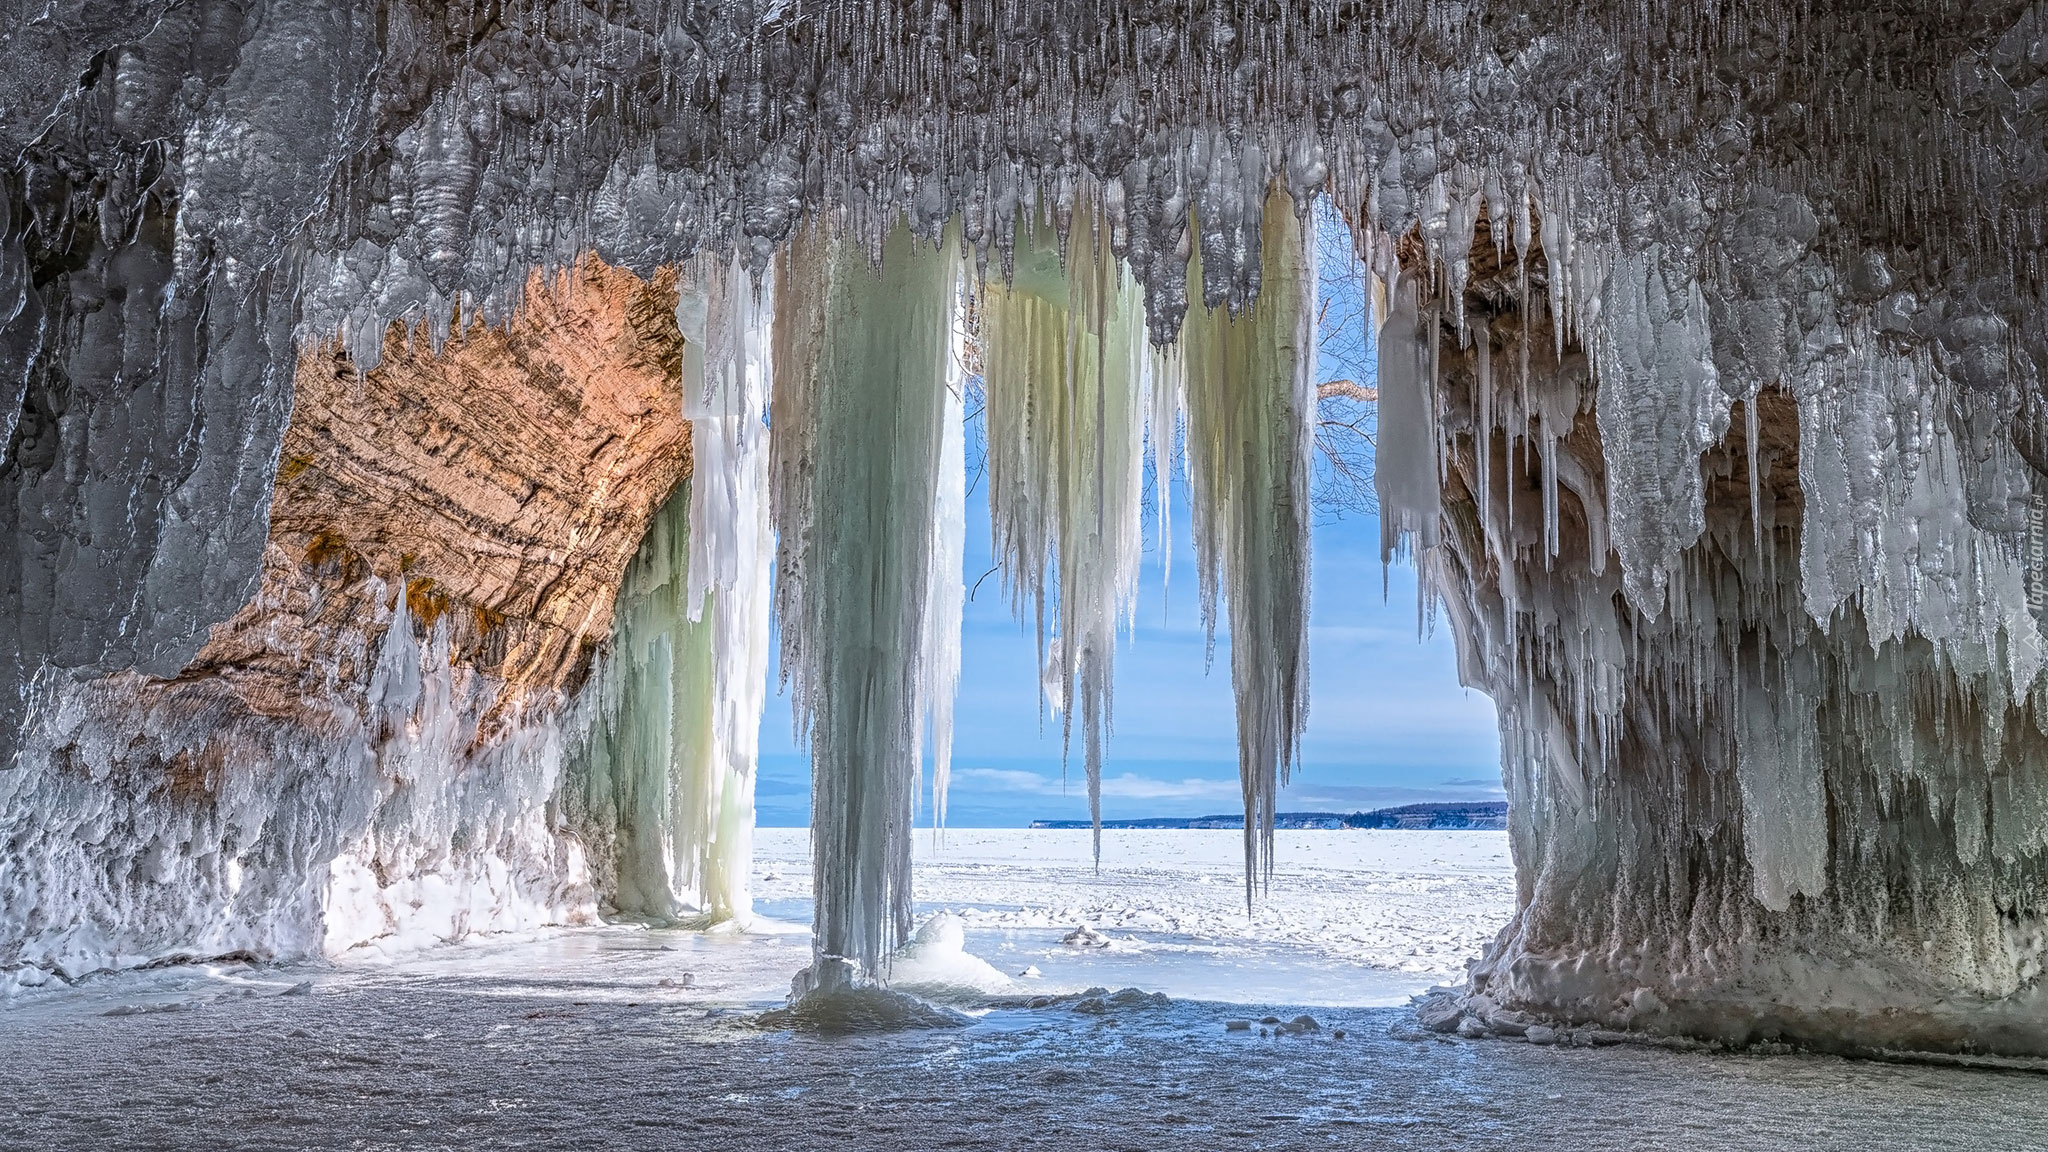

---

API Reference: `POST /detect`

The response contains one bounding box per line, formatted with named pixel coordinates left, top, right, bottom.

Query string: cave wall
left=0, top=260, right=692, bottom=986
left=1386, top=214, right=2048, bottom=1055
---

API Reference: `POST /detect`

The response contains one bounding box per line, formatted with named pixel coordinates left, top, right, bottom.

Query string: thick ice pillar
left=771, top=221, right=957, bottom=989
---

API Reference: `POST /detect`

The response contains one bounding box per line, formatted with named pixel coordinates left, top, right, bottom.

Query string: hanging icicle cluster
left=1179, top=191, right=1318, bottom=898
left=978, top=201, right=1149, bottom=862
left=771, top=220, right=962, bottom=990
left=563, top=256, right=776, bottom=926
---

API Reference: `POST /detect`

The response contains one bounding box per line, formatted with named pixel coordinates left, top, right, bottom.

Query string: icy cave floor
left=8, top=831, right=2048, bottom=1150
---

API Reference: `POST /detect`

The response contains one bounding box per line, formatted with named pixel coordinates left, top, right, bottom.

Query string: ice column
left=676, top=253, right=776, bottom=923
left=564, top=256, right=774, bottom=926
left=772, top=220, right=957, bottom=989
left=1180, top=192, right=1316, bottom=895
left=979, top=205, right=1146, bottom=861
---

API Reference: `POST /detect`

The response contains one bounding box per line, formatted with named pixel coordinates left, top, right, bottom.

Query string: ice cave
left=5, top=0, right=2048, bottom=1145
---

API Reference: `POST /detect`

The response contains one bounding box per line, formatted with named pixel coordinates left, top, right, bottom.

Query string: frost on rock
left=3, top=587, right=598, bottom=986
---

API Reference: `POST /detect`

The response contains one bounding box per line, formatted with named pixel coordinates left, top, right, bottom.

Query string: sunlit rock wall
left=0, top=261, right=691, bottom=987
left=1387, top=214, right=2048, bottom=1055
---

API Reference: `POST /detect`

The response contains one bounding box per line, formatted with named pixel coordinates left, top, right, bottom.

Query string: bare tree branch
left=1316, top=379, right=1378, bottom=404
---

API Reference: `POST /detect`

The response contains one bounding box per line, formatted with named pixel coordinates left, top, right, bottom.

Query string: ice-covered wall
left=1379, top=205, right=2048, bottom=1055
left=2, top=260, right=701, bottom=988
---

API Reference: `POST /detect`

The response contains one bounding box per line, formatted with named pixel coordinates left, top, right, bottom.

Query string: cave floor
left=4, top=927, right=2046, bottom=1152
left=6, top=831, right=2044, bottom=1150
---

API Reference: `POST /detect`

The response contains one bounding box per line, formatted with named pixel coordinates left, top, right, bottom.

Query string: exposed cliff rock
left=1, top=260, right=691, bottom=985
left=201, top=259, right=691, bottom=721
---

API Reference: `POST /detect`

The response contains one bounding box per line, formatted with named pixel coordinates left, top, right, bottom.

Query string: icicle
left=980, top=194, right=1146, bottom=866
left=925, top=281, right=969, bottom=836
left=1476, top=317, right=1493, bottom=535
left=772, top=218, right=955, bottom=992
left=1747, top=385, right=1763, bottom=554
left=1150, top=346, right=1186, bottom=614
left=1375, top=270, right=1441, bottom=566
left=1181, top=189, right=1315, bottom=901
left=677, top=252, right=776, bottom=923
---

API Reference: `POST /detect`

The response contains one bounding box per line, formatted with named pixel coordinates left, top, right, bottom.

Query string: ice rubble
left=2, top=0, right=2047, bottom=1046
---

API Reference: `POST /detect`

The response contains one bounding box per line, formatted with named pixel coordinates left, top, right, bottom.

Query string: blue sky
left=754, top=474, right=1503, bottom=827
left=755, top=223, right=1502, bottom=827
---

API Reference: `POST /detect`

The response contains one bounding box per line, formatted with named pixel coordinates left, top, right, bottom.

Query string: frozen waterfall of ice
left=772, top=219, right=959, bottom=991
left=978, top=198, right=1148, bottom=862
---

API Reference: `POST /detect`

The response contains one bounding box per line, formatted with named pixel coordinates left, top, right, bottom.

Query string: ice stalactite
left=1179, top=191, right=1316, bottom=896
left=925, top=299, right=969, bottom=834
left=772, top=220, right=957, bottom=991
left=679, top=253, right=776, bottom=923
left=979, top=203, right=1147, bottom=861
left=1372, top=267, right=1442, bottom=577
left=1585, top=248, right=1729, bottom=613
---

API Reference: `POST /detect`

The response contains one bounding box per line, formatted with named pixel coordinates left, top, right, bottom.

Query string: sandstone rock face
left=203, top=260, right=691, bottom=722
left=0, top=261, right=691, bottom=983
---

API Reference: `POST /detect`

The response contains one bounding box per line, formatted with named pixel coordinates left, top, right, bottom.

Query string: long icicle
left=772, top=219, right=955, bottom=992
left=565, top=257, right=773, bottom=927
left=925, top=275, right=969, bottom=836
left=980, top=197, right=1146, bottom=867
left=676, top=252, right=775, bottom=924
left=1180, top=189, right=1316, bottom=905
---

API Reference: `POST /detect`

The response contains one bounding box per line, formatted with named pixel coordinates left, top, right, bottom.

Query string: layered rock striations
left=2, top=260, right=693, bottom=984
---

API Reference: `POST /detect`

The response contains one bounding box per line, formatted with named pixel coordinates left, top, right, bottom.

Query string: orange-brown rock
left=186, top=258, right=691, bottom=727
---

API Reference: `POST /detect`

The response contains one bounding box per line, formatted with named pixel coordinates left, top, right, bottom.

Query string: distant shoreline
left=1028, top=800, right=1508, bottom=831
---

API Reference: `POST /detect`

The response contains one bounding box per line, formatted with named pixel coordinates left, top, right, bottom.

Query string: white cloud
left=952, top=766, right=1239, bottom=801
left=1100, top=773, right=1240, bottom=800
left=953, top=767, right=1061, bottom=792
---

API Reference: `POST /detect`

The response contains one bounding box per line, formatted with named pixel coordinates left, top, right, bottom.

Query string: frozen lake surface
left=754, top=827, right=1518, bottom=1004
left=7, top=830, right=2046, bottom=1150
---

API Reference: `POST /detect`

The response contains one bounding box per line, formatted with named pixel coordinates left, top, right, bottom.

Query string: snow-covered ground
left=755, top=828, right=1515, bottom=1005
